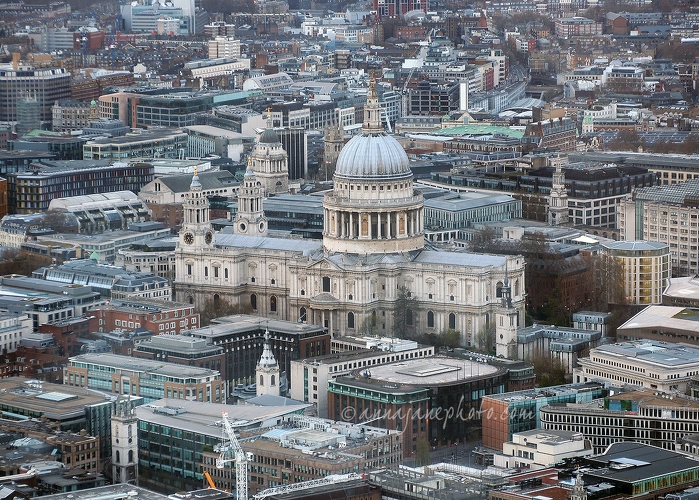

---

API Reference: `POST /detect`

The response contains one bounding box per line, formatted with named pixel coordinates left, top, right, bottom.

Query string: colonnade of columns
left=324, top=208, right=424, bottom=240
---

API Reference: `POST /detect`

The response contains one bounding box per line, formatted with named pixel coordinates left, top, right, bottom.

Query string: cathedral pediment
left=303, top=256, right=346, bottom=272
left=310, top=292, right=339, bottom=305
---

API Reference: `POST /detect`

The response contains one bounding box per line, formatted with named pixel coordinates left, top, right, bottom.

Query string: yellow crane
left=203, top=471, right=216, bottom=489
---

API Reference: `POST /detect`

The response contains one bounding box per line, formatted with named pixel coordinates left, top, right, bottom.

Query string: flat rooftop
left=364, top=356, right=498, bottom=386
left=39, top=484, right=169, bottom=500
left=0, top=377, right=112, bottom=420
left=590, top=341, right=699, bottom=367
left=607, top=389, right=699, bottom=409
left=204, top=314, right=325, bottom=337
left=586, top=442, right=699, bottom=484
left=134, top=399, right=310, bottom=438
left=484, top=382, right=604, bottom=402
left=619, top=305, right=699, bottom=335
left=69, top=353, right=220, bottom=379
left=664, top=276, right=699, bottom=301
left=513, top=429, right=586, bottom=445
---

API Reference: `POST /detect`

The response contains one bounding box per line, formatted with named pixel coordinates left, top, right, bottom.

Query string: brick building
left=523, top=117, right=577, bottom=152
left=90, top=299, right=200, bottom=336
left=46, top=431, right=100, bottom=472
left=554, top=17, right=603, bottom=37
left=38, top=316, right=96, bottom=357
left=70, top=71, right=135, bottom=102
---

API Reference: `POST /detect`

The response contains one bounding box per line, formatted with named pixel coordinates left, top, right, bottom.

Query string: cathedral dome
left=334, top=133, right=412, bottom=180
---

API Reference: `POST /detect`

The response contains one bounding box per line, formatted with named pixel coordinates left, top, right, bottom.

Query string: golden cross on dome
left=193, top=166, right=197, bottom=176
left=248, top=156, right=252, bottom=167
left=267, top=107, right=271, bottom=118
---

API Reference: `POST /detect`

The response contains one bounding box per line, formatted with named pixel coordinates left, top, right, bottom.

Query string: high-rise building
left=16, top=96, right=41, bottom=137
left=0, top=58, right=71, bottom=124
left=277, top=127, right=308, bottom=180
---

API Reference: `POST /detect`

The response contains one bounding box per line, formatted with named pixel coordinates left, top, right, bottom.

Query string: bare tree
left=585, top=252, right=627, bottom=311
left=469, top=227, right=499, bottom=253
left=392, top=286, right=420, bottom=339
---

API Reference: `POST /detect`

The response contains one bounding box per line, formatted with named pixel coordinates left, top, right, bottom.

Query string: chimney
left=12, top=53, right=20, bottom=71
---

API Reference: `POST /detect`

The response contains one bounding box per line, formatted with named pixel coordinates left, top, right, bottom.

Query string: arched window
left=271, top=374, right=276, bottom=386
left=224, top=268, right=229, bottom=279
left=213, top=294, right=220, bottom=306
left=270, top=296, right=277, bottom=312
left=251, top=294, right=257, bottom=310
left=348, top=312, right=355, bottom=329
left=322, top=276, right=331, bottom=292
left=128, top=450, right=134, bottom=463
left=187, top=264, right=192, bottom=275
left=406, top=309, right=413, bottom=326
left=449, top=313, right=456, bottom=330
left=116, top=451, right=120, bottom=463
left=188, top=296, right=194, bottom=305
left=204, top=266, right=208, bottom=277
left=259, top=374, right=264, bottom=386
left=514, top=279, right=519, bottom=297
left=300, top=307, right=307, bottom=322
left=427, top=311, right=435, bottom=328
left=496, top=281, right=503, bottom=298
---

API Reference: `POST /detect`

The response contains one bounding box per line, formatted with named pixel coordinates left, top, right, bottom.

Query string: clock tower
left=234, top=158, right=268, bottom=236
left=180, top=167, right=214, bottom=248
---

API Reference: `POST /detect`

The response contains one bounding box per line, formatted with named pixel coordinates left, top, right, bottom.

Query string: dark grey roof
left=586, top=442, right=699, bottom=484
left=158, top=170, right=237, bottom=194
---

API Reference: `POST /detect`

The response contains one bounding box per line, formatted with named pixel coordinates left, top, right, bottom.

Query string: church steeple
left=569, top=468, right=587, bottom=500
left=256, top=328, right=280, bottom=397
left=548, top=160, right=569, bottom=226
left=111, top=396, right=138, bottom=485
left=495, top=261, right=519, bottom=359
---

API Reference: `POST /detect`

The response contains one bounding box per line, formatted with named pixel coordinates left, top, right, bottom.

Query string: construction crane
left=216, top=412, right=248, bottom=500
left=252, top=473, right=364, bottom=500
left=203, top=471, right=216, bottom=489
left=382, top=108, right=392, bottom=133
left=401, top=28, right=436, bottom=95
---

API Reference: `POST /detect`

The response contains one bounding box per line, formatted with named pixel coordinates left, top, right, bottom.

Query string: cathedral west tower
left=251, top=110, right=289, bottom=196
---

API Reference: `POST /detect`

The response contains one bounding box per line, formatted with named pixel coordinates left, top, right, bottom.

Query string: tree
left=529, top=350, right=567, bottom=387
left=393, top=286, right=419, bottom=339
left=0, top=249, right=52, bottom=276
left=474, top=324, right=496, bottom=355
left=608, top=129, right=642, bottom=152
left=415, top=434, right=431, bottom=467
left=469, top=226, right=499, bottom=253
left=38, top=209, right=78, bottom=233
left=199, top=296, right=246, bottom=326
left=361, top=312, right=378, bottom=336
left=585, top=252, right=627, bottom=311
left=438, top=328, right=461, bottom=349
